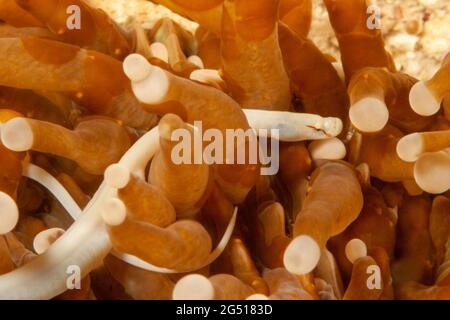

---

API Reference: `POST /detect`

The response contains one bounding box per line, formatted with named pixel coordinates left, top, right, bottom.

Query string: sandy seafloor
left=88, top=0, right=450, bottom=80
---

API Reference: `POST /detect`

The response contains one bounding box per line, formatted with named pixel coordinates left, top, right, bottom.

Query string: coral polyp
left=0, top=0, right=449, bottom=300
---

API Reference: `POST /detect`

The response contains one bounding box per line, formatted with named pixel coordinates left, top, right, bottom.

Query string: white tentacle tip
left=33, top=228, right=65, bottom=255
left=323, top=117, right=343, bottom=137
left=187, top=55, right=204, bottom=69
left=283, top=235, right=321, bottom=275
left=414, top=150, right=450, bottom=194
left=123, top=53, right=153, bottom=82
left=0, top=192, right=19, bottom=235
left=189, top=69, right=223, bottom=89
left=150, top=42, right=169, bottom=63
left=345, top=238, right=367, bottom=264
left=409, top=81, right=441, bottom=116
left=309, top=138, right=347, bottom=161
left=130, top=64, right=169, bottom=105
left=246, top=294, right=269, bottom=300
left=349, top=97, right=389, bottom=133
left=172, top=274, right=215, bottom=300
left=102, top=198, right=127, bottom=226
left=396, top=133, right=423, bottom=162
left=1, top=117, right=33, bottom=152
left=104, top=164, right=131, bottom=189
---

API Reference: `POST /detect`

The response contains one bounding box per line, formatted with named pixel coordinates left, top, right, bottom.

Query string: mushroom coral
left=0, top=0, right=448, bottom=300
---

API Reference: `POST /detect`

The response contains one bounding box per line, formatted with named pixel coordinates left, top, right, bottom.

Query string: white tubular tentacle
left=0, top=187, right=111, bottom=299
left=0, top=127, right=160, bottom=299
left=113, top=207, right=238, bottom=274
left=0, top=53, right=350, bottom=298
left=0, top=125, right=239, bottom=298
left=23, top=163, right=82, bottom=220
left=124, top=54, right=343, bottom=142
left=243, top=109, right=343, bottom=141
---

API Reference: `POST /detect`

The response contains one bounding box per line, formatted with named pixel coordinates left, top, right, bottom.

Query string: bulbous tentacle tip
left=349, top=97, right=389, bottom=133
left=309, top=137, right=347, bottom=161
left=0, top=191, right=19, bottom=235
left=172, top=274, right=215, bottom=300
left=123, top=53, right=153, bottom=82
left=409, top=81, right=441, bottom=116
left=345, top=238, right=367, bottom=264
left=414, top=150, right=450, bottom=194
left=33, top=228, right=65, bottom=255
left=104, top=164, right=131, bottom=189
left=246, top=294, right=269, bottom=300
left=0, top=117, right=33, bottom=152
left=189, top=69, right=224, bottom=90
left=283, top=235, right=321, bottom=275
left=128, top=60, right=170, bottom=105
left=102, top=198, right=127, bottom=226
left=396, top=133, right=423, bottom=162
left=323, top=117, right=344, bottom=137
left=150, top=42, right=169, bottom=63
left=187, top=55, right=204, bottom=69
